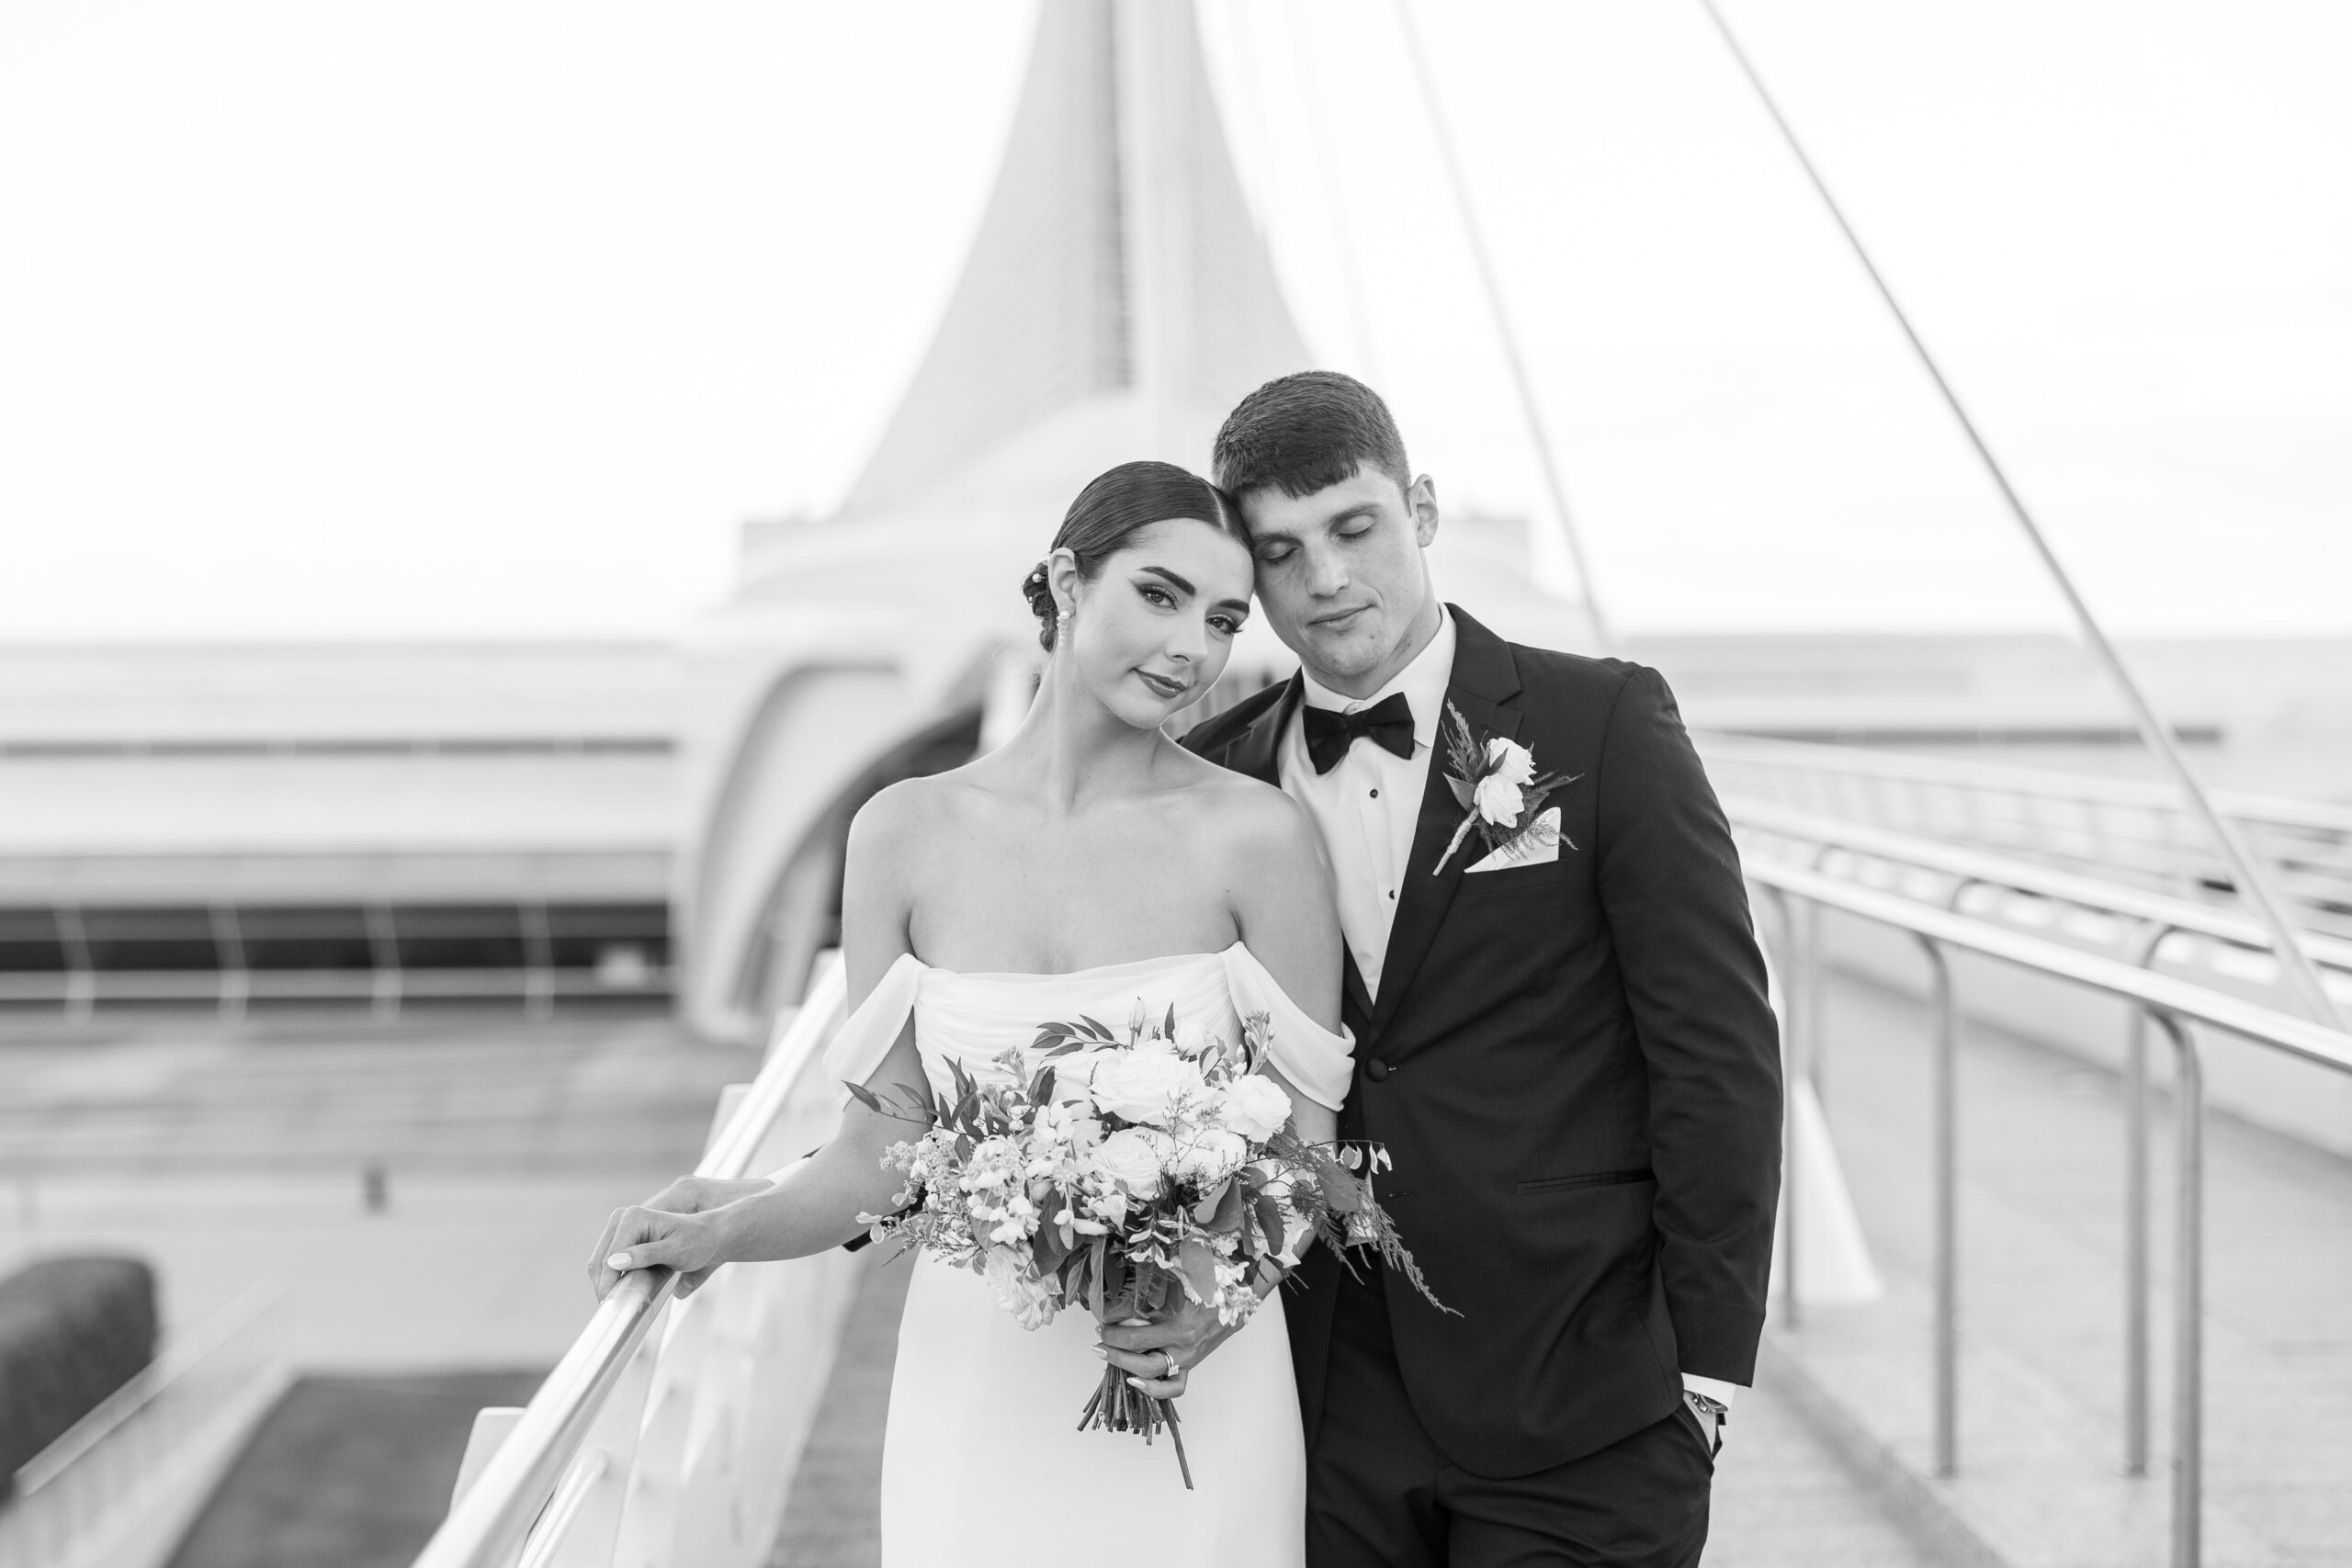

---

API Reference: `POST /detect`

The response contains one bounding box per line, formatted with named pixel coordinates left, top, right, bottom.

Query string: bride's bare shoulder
left=845, top=771, right=989, bottom=877
left=1178, top=760, right=1329, bottom=875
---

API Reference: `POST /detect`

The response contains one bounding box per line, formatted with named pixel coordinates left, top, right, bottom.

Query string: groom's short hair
left=1213, top=371, right=1411, bottom=504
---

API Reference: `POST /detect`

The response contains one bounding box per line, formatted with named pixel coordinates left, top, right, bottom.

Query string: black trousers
left=1306, top=1265, right=1713, bottom=1568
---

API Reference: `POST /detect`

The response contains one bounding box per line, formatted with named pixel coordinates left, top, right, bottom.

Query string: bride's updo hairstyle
left=1021, top=460, right=1246, bottom=651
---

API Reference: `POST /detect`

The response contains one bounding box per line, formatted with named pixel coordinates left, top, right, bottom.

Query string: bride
left=590, top=459, right=1353, bottom=1566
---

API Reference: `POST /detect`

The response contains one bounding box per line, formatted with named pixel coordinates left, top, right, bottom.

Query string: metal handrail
left=1729, top=797, right=2352, bottom=976
left=1749, top=859, right=2352, bottom=1568
left=1752, top=860, right=2352, bottom=1073
left=1703, top=732, right=2352, bottom=836
left=412, top=953, right=849, bottom=1568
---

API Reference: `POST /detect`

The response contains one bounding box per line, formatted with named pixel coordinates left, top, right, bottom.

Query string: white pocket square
left=1465, top=807, right=1562, bottom=873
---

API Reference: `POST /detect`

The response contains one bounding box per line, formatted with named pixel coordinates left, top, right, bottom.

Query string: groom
left=1170, top=373, right=1780, bottom=1565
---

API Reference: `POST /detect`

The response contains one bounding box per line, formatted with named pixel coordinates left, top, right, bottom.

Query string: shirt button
left=1387, top=890, right=1396, bottom=900
left=1365, top=1058, right=1391, bottom=1082
left=1369, top=788, right=1379, bottom=798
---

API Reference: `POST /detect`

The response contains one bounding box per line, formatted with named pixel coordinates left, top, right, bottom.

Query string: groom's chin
left=1299, top=625, right=1385, bottom=683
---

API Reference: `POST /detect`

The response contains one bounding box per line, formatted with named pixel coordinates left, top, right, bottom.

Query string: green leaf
left=1034, top=1215, right=1069, bottom=1271
left=1177, top=1239, right=1223, bottom=1304
left=842, top=1080, right=883, bottom=1113
left=1316, top=1156, right=1364, bottom=1214
left=1256, top=1195, right=1288, bottom=1254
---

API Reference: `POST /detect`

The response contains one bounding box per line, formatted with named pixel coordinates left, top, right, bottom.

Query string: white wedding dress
left=820, top=942, right=1355, bottom=1568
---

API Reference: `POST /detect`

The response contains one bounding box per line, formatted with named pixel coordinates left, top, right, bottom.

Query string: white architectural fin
left=838, top=0, right=1310, bottom=516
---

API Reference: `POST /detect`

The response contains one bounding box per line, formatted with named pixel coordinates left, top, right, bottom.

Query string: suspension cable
left=1283, top=0, right=1382, bottom=382
left=1695, top=0, right=2344, bottom=1029
left=1388, top=0, right=1617, bottom=652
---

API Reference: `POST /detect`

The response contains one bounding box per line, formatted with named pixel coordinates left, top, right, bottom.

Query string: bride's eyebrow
left=1138, top=564, right=1248, bottom=615
left=1137, top=565, right=1196, bottom=596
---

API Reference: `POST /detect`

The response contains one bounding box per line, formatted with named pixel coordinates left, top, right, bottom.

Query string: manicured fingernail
left=1091, top=1346, right=1107, bottom=1359
left=606, top=1254, right=631, bottom=1269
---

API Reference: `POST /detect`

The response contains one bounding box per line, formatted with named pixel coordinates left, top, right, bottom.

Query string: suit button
left=1365, top=1058, right=1390, bottom=1082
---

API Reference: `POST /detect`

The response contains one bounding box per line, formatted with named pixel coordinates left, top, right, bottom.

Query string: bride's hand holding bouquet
left=848, top=998, right=1442, bottom=1487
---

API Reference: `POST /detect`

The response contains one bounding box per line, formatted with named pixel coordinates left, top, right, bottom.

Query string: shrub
left=0, top=1255, right=159, bottom=1490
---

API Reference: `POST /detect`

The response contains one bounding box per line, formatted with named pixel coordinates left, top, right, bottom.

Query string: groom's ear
left=1408, top=475, right=1442, bottom=548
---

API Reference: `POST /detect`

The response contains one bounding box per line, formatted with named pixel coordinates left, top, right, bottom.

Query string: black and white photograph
left=2, top=4, right=2347, bottom=1566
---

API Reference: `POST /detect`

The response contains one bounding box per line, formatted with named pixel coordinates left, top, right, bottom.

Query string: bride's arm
left=1229, top=791, right=1346, bottom=1154
left=1100, top=789, right=1348, bottom=1389
left=590, top=785, right=939, bottom=1298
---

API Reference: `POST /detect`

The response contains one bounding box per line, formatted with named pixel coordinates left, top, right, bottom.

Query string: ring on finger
left=1161, top=1350, right=1181, bottom=1380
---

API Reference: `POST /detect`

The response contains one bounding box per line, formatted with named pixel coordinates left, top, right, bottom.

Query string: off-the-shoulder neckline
left=907, top=942, right=1243, bottom=982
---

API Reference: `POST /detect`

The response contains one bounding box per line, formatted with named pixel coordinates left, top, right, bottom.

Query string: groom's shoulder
left=1489, top=635, right=1700, bottom=750
left=1498, top=634, right=1657, bottom=712
left=1453, top=606, right=1648, bottom=708
left=1178, top=678, right=1290, bottom=761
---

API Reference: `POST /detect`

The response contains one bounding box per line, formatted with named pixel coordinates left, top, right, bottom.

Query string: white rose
left=1089, top=1126, right=1172, bottom=1197
left=1043, top=1053, right=1101, bottom=1110
left=1168, top=1128, right=1250, bottom=1188
left=1221, top=1075, right=1294, bottom=1142
left=1472, top=773, right=1523, bottom=829
left=1486, top=736, right=1535, bottom=787
left=1087, top=1046, right=1202, bottom=1124
left=1476, top=738, right=1537, bottom=827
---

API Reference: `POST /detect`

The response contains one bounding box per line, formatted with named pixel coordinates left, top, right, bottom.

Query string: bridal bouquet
left=848, top=998, right=1437, bottom=1487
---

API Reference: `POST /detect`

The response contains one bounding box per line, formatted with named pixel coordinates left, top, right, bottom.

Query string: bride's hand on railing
left=587, top=1177, right=773, bottom=1302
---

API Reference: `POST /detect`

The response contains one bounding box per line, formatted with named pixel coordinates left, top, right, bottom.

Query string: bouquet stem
left=1077, top=1365, right=1193, bottom=1489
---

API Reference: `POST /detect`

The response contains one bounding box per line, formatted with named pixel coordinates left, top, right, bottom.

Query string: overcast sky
left=1, top=0, right=2346, bottom=641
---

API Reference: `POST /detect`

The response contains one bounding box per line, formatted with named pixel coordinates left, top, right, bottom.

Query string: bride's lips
left=1136, top=669, right=1189, bottom=700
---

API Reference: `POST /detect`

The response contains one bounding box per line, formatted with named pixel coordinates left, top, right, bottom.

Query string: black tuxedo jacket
left=1184, top=606, right=1781, bottom=1478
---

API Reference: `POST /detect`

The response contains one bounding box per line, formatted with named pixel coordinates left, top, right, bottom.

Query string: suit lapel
left=1215, top=676, right=1376, bottom=1026
left=1369, top=608, right=1523, bottom=1038
left=1222, top=674, right=1300, bottom=787
left=1340, top=948, right=1374, bottom=1032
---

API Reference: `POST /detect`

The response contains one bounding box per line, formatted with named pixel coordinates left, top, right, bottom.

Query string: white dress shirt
left=1274, top=607, right=1743, bottom=1417
left=1276, top=611, right=1458, bottom=1000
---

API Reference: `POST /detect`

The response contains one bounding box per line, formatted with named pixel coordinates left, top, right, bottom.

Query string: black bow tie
left=1302, top=693, right=1416, bottom=774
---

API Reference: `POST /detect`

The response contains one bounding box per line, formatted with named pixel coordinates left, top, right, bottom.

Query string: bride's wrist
left=706, top=1192, right=761, bottom=1263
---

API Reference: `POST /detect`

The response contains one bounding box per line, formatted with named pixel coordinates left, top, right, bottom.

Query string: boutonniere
left=1432, top=702, right=1579, bottom=874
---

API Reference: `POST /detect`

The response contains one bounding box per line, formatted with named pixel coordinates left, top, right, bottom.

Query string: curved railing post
left=1914, top=933, right=1959, bottom=1478
left=1729, top=857, right=2349, bottom=1561
left=2123, top=921, right=2174, bottom=1479
left=2151, top=1011, right=2204, bottom=1568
